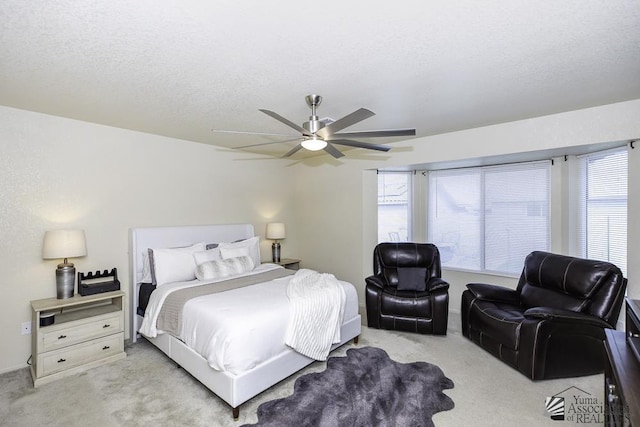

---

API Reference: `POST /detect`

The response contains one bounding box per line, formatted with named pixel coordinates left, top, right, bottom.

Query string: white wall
left=0, top=106, right=297, bottom=373
left=292, top=100, right=640, bottom=317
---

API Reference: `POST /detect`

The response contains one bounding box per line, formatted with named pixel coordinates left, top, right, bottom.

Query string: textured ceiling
left=1, top=1, right=639, bottom=159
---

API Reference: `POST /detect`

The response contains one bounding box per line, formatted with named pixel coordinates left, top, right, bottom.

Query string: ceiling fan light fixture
left=301, top=136, right=327, bottom=151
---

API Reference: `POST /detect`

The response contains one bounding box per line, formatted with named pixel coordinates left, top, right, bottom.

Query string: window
left=378, top=172, right=412, bottom=243
left=427, top=161, right=550, bottom=275
left=577, top=149, right=627, bottom=275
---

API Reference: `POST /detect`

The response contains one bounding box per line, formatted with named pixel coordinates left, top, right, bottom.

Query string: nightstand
left=30, top=290, right=126, bottom=387
left=275, top=258, right=301, bottom=270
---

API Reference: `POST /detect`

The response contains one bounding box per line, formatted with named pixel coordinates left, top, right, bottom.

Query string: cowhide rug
left=243, top=346, right=454, bottom=427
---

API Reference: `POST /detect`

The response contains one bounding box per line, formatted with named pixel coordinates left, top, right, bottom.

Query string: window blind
left=428, top=161, right=550, bottom=275
left=577, top=149, right=627, bottom=275
left=378, top=171, right=412, bottom=243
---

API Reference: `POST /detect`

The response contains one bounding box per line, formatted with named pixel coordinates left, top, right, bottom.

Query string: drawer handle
left=58, top=335, right=67, bottom=339
left=57, top=358, right=66, bottom=363
left=102, top=345, right=110, bottom=350
left=103, top=324, right=111, bottom=328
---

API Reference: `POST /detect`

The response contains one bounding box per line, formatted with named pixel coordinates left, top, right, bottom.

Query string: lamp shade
left=266, top=223, right=286, bottom=240
left=42, top=230, right=87, bottom=259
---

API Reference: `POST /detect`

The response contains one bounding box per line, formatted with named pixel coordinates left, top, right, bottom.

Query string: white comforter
left=139, top=264, right=358, bottom=375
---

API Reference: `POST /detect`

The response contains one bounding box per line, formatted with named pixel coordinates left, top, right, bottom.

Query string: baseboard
left=0, top=360, right=30, bottom=375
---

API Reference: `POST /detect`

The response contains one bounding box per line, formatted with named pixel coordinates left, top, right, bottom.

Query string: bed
left=129, top=223, right=362, bottom=419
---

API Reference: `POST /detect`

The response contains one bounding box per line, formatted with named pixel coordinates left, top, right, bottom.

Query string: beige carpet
left=1, top=316, right=603, bottom=426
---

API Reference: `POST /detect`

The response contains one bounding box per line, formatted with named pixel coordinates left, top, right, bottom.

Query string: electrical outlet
left=21, top=321, right=32, bottom=335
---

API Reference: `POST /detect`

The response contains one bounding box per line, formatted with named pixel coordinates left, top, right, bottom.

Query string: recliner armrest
left=426, top=277, right=449, bottom=293
left=524, top=306, right=613, bottom=329
left=365, top=275, right=386, bottom=290
left=466, top=283, right=521, bottom=304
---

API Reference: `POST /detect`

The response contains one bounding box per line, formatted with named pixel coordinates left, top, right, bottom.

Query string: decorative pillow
left=196, top=256, right=255, bottom=281
left=219, top=236, right=260, bottom=268
left=193, top=248, right=222, bottom=266
left=150, top=242, right=206, bottom=286
left=397, top=267, right=427, bottom=291
left=141, top=251, right=153, bottom=283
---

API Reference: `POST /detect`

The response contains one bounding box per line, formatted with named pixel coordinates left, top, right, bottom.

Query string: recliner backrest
left=373, top=243, right=441, bottom=288
left=516, top=251, right=626, bottom=324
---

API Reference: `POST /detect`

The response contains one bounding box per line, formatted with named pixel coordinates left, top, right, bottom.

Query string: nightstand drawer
left=38, top=332, right=124, bottom=377
left=40, top=312, right=123, bottom=352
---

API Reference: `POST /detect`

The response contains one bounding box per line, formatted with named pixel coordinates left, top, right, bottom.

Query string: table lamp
left=266, top=223, right=286, bottom=263
left=42, top=229, right=87, bottom=299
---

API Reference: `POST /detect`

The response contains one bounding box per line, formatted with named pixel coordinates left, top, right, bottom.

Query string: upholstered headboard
left=128, top=223, right=255, bottom=342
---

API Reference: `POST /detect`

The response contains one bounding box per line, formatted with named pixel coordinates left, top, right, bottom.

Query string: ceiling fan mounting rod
left=303, top=94, right=325, bottom=134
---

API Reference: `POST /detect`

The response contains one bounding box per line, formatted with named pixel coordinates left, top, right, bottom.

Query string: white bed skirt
left=140, top=313, right=362, bottom=408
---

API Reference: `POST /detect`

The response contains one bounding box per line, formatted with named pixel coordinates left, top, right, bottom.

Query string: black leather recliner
left=461, top=251, right=627, bottom=380
left=365, top=243, right=450, bottom=335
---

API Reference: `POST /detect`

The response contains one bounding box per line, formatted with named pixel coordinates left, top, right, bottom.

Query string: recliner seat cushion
left=519, top=284, right=588, bottom=312
left=380, top=288, right=432, bottom=318
left=469, top=300, right=524, bottom=350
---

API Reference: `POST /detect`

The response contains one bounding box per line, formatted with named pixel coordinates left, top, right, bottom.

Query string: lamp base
left=272, top=242, right=281, bottom=263
left=56, top=263, right=76, bottom=299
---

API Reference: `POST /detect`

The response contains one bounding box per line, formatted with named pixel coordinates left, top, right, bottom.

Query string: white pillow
left=195, top=256, right=255, bottom=281
left=151, top=242, right=206, bottom=286
left=193, top=248, right=222, bottom=266
left=219, top=236, right=260, bottom=268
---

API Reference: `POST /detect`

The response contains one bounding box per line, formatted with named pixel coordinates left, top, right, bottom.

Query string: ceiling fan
left=215, top=95, right=416, bottom=159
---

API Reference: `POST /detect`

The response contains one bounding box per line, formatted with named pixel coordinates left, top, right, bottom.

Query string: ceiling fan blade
left=330, top=128, right=416, bottom=139
left=211, top=129, right=295, bottom=137
left=316, top=108, right=375, bottom=139
left=259, top=109, right=311, bottom=136
left=233, top=137, right=302, bottom=149
left=323, top=143, right=345, bottom=158
left=329, top=139, right=391, bottom=152
left=282, top=144, right=304, bottom=158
